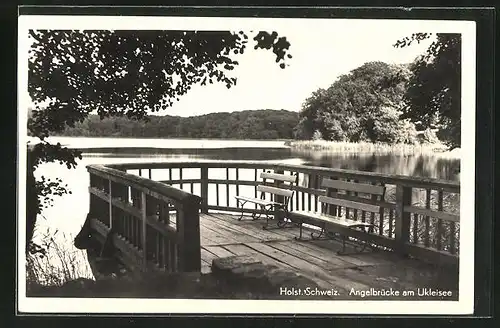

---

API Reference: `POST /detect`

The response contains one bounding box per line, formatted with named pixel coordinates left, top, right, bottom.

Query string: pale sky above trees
left=21, top=16, right=466, bottom=118
left=165, top=28, right=434, bottom=117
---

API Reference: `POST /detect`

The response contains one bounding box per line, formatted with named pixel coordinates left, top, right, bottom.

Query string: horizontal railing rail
left=87, top=164, right=202, bottom=275
left=105, top=161, right=460, bottom=267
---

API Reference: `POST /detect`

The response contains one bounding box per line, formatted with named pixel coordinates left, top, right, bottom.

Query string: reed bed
left=288, top=140, right=454, bottom=156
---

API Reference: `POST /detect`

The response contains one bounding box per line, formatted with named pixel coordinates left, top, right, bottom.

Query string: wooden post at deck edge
left=177, top=196, right=202, bottom=272
left=141, top=191, right=147, bottom=270
left=395, top=185, right=411, bottom=256
left=200, top=166, right=209, bottom=213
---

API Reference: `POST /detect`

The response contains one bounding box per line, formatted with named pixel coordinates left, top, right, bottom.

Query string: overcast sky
left=22, top=17, right=443, bottom=118
left=161, top=26, right=435, bottom=117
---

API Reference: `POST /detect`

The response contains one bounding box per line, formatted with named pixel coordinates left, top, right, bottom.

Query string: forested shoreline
left=55, top=109, right=299, bottom=140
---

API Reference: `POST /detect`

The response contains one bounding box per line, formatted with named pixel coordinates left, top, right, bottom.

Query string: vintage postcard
left=18, top=9, right=476, bottom=315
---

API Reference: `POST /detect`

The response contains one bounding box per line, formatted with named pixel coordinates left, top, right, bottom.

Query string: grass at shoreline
left=287, top=140, right=459, bottom=156
left=26, top=228, right=94, bottom=293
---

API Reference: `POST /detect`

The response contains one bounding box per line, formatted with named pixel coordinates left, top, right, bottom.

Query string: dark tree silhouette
left=392, top=33, right=461, bottom=149
left=26, top=30, right=292, bottom=254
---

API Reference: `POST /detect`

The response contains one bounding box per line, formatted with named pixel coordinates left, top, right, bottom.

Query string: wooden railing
left=87, top=164, right=202, bottom=275
left=107, top=161, right=460, bottom=267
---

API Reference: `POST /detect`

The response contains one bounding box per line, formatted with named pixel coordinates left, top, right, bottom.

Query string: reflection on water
left=292, top=150, right=460, bottom=181
left=82, top=147, right=460, bottom=181
left=83, top=147, right=294, bottom=162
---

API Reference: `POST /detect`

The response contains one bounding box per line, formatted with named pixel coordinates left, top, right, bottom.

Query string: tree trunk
left=26, top=149, right=38, bottom=253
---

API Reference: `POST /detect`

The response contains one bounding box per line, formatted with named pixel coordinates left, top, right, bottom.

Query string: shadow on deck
left=200, top=213, right=459, bottom=299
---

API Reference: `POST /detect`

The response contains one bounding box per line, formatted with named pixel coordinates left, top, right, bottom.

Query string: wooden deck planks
left=219, top=243, right=334, bottom=290
left=199, top=224, right=241, bottom=245
left=221, top=243, right=266, bottom=258
left=209, top=213, right=320, bottom=240
left=219, top=243, right=293, bottom=270
left=316, top=239, right=396, bottom=267
left=201, top=215, right=262, bottom=244
left=293, top=239, right=383, bottom=267
left=201, top=235, right=217, bottom=245
left=275, top=240, right=354, bottom=268
left=269, top=242, right=409, bottom=290
left=244, top=242, right=370, bottom=291
left=200, top=247, right=219, bottom=264
left=200, top=212, right=381, bottom=268
left=261, top=225, right=303, bottom=239
left=208, top=213, right=293, bottom=242
left=203, top=245, right=236, bottom=258
left=268, top=241, right=349, bottom=270
left=197, top=213, right=454, bottom=292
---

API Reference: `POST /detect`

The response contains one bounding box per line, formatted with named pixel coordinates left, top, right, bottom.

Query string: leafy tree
left=294, top=61, right=417, bottom=143
left=392, top=33, right=461, bottom=149
left=26, top=30, right=292, bottom=254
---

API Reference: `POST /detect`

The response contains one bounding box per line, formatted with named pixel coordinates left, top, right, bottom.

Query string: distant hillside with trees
left=56, top=109, right=299, bottom=139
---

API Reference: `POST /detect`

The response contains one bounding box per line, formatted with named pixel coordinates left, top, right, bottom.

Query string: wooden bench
left=235, top=171, right=297, bottom=229
left=289, top=178, right=385, bottom=255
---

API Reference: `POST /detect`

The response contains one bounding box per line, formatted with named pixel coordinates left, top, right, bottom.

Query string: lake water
left=28, top=137, right=460, bottom=280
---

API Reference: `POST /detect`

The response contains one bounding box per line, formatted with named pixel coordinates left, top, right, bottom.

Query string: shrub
left=312, top=130, right=323, bottom=141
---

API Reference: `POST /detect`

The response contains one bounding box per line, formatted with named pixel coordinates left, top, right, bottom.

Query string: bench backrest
left=260, top=172, right=297, bottom=185
left=318, top=195, right=380, bottom=213
left=258, top=171, right=296, bottom=205
left=257, top=185, right=294, bottom=198
left=319, top=178, right=385, bottom=216
left=321, top=178, right=385, bottom=197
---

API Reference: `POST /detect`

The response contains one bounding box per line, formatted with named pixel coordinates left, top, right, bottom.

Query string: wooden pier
left=198, top=212, right=457, bottom=294
left=78, top=161, right=460, bottom=296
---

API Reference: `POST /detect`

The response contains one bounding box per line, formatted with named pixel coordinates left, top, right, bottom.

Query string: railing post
left=177, top=196, right=201, bottom=272
left=112, top=182, right=128, bottom=236
left=200, top=166, right=209, bottom=213
left=89, top=172, right=97, bottom=217
left=326, top=176, right=339, bottom=216
left=395, top=185, right=412, bottom=255
left=274, top=168, right=285, bottom=221
left=141, top=191, right=147, bottom=270
left=108, top=180, right=113, bottom=229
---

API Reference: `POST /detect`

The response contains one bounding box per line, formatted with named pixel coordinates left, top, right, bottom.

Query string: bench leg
left=310, top=222, right=332, bottom=240
left=236, top=199, right=248, bottom=221
left=275, top=219, right=297, bottom=230
left=337, top=235, right=348, bottom=255
left=236, top=199, right=266, bottom=221
left=310, top=227, right=325, bottom=240
left=337, top=237, right=369, bottom=255
left=294, top=224, right=302, bottom=240
left=260, top=204, right=274, bottom=229
left=263, top=208, right=297, bottom=230
left=294, top=222, right=304, bottom=240
left=336, top=227, right=375, bottom=255
left=251, top=211, right=263, bottom=220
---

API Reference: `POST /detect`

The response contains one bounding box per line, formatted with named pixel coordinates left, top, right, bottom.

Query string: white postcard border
left=17, top=14, right=476, bottom=315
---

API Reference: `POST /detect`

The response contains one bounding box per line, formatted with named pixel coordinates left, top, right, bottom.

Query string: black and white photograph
left=17, top=10, right=477, bottom=315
